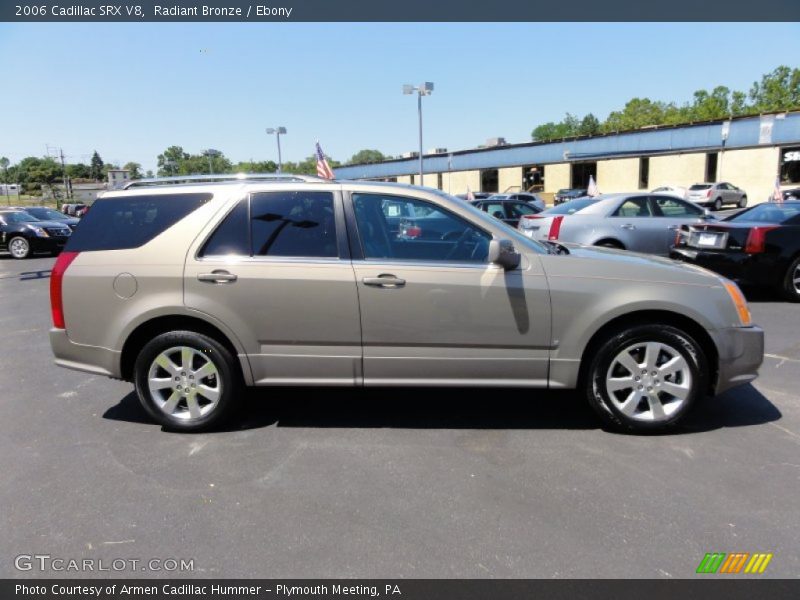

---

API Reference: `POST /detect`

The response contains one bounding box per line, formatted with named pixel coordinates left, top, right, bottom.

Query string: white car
left=651, top=185, right=687, bottom=198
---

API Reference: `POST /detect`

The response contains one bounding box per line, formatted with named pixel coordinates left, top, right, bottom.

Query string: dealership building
left=334, top=111, right=800, bottom=204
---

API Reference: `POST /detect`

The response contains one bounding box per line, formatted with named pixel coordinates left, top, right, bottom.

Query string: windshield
left=488, top=194, right=510, bottom=200
left=727, top=203, right=800, bottom=224
left=1, top=211, right=37, bottom=223
left=25, top=208, right=67, bottom=220
left=545, top=197, right=600, bottom=215
left=689, top=184, right=712, bottom=190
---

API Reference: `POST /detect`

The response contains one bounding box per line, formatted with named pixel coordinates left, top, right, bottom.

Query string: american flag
left=315, top=141, right=334, bottom=180
left=587, top=175, right=600, bottom=197
left=772, top=176, right=783, bottom=203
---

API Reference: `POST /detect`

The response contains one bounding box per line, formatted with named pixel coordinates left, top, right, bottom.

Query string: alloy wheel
left=9, top=238, right=29, bottom=258
left=147, top=346, right=221, bottom=421
left=604, top=341, right=692, bottom=423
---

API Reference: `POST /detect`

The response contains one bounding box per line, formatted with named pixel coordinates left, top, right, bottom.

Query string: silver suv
left=49, top=175, right=764, bottom=433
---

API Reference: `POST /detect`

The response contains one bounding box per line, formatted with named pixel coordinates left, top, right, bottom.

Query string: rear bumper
left=49, top=328, right=121, bottom=378
left=670, top=247, right=782, bottom=288
left=709, top=325, right=764, bottom=394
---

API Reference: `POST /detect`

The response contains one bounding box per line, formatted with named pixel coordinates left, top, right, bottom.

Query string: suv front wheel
left=134, top=331, right=240, bottom=431
left=585, top=324, right=707, bottom=433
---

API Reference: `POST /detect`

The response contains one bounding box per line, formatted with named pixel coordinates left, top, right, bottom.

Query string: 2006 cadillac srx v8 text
left=49, top=175, right=764, bottom=433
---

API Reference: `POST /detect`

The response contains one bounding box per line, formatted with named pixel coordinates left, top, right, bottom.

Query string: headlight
left=722, top=279, right=752, bottom=326
left=29, top=225, right=49, bottom=238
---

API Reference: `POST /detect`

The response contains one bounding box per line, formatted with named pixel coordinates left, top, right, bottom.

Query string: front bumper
left=49, top=328, right=121, bottom=378
left=709, top=325, right=764, bottom=394
left=31, top=236, right=70, bottom=253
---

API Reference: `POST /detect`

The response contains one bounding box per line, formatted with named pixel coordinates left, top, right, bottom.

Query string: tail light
left=706, top=189, right=712, bottom=198
left=674, top=228, right=683, bottom=246
left=744, top=226, right=778, bottom=254
left=406, top=225, right=422, bottom=239
left=50, top=251, right=79, bottom=329
left=548, top=216, right=564, bottom=240
left=519, top=214, right=543, bottom=229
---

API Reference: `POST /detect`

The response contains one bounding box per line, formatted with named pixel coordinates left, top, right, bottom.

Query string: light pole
left=403, top=82, right=434, bottom=183
left=266, top=127, right=287, bottom=173
left=203, top=149, right=221, bottom=175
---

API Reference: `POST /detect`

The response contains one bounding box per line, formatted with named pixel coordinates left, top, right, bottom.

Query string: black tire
left=713, top=198, right=723, bottom=211
left=595, top=240, right=625, bottom=250
left=7, top=236, right=31, bottom=259
left=781, top=255, right=800, bottom=303
left=584, top=324, right=707, bottom=433
left=133, top=330, right=241, bottom=432
left=738, top=196, right=748, bottom=209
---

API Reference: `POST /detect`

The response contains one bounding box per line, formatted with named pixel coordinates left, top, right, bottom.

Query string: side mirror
left=488, top=239, right=521, bottom=270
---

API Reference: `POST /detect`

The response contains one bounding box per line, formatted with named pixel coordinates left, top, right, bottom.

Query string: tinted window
left=200, top=199, right=249, bottom=256
left=653, top=196, right=702, bottom=217
left=506, top=202, right=538, bottom=218
left=728, top=203, right=800, bottom=224
left=353, top=193, right=490, bottom=263
left=66, top=193, right=211, bottom=252
left=1, top=211, right=37, bottom=223
left=690, top=184, right=712, bottom=190
left=613, top=197, right=653, bottom=217
left=250, top=191, right=337, bottom=257
left=483, top=203, right=508, bottom=219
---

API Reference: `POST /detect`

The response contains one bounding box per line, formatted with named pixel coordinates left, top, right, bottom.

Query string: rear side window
left=250, top=191, right=337, bottom=257
left=200, top=199, right=249, bottom=256
left=66, top=193, right=212, bottom=252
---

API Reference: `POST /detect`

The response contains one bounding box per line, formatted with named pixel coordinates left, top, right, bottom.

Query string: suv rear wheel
left=585, top=324, right=707, bottom=433
left=134, top=331, right=240, bottom=431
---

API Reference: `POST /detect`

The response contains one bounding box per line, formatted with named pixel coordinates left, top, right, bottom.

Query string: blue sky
left=1, top=22, right=797, bottom=172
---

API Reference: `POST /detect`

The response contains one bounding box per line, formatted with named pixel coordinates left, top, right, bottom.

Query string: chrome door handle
left=363, top=274, right=406, bottom=288
left=621, top=224, right=636, bottom=230
left=197, top=270, right=238, bottom=283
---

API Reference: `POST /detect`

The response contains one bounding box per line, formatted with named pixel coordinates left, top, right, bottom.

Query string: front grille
left=45, top=227, right=71, bottom=237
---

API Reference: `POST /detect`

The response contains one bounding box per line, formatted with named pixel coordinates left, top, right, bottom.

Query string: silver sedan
left=517, top=193, right=714, bottom=255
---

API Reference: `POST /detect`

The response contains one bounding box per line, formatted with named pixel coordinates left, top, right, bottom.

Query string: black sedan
left=670, top=200, right=800, bottom=301
left=11, top=206, right=81, bottom=230
left=471, top=198, right=542, bottom=227
left=0, top=210, right=72, bottom=259
left=554, top=188, right=588, bottom=205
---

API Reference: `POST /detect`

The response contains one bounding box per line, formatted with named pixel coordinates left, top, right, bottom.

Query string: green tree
left=349, top=149, right=386, bottom=165
left=66, top=163, right=92, bottom=179
left=578, top=113, right=600, bottom=136
left=749, top=66, right=800, bottom=113
left=235, top=160, right=277, bottom=173
left=90, top=151, right=104, bottom=181
left=0, top=157, right=9, bottom=183
left=145, top=170, right=154, bottom=178
left=123, top=162, right=143, bottom=179
left=157, top=146, right=189, bottom=176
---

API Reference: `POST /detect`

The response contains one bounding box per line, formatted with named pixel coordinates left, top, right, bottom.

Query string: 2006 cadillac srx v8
left=49, top=175, right=764, bottom=433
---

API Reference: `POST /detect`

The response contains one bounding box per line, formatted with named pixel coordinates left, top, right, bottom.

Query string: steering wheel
left=444, top=227, right=474, bottom=260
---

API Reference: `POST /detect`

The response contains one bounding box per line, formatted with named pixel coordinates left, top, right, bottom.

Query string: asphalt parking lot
left=1, top=252, right=798, bottom=579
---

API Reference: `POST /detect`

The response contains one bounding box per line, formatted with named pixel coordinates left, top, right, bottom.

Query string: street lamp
left=203, top=149, right=221, bottom=175
left=403, top=82, right=434, bottom=182
left=266, top=127, right=287, bottom=173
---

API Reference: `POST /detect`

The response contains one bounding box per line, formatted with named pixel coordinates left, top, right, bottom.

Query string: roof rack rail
left=123, top=173, right=331, bottom=189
